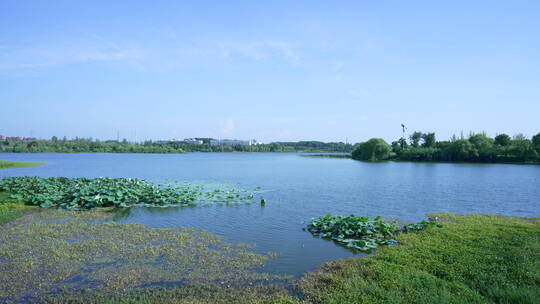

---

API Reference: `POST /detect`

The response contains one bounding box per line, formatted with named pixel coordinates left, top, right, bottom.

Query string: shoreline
left=1, top=208, right=537, bottom=303
left=1, top=152, right=539, bottom=166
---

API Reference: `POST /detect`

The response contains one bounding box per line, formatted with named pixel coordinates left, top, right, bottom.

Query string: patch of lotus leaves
left=0, top=177, right=263, bottom=210
left=0, top=209, right=287, bottom=303
left=307, top=214, right=440, bottom=251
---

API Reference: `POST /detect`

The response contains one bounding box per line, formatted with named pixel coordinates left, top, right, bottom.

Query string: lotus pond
left=0, top=152, right=539, bottom=302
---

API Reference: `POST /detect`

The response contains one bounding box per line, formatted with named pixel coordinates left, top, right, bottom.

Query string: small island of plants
left=0, top=160, right=46, bottom=170
left=307, top=214, right=439, bottom=251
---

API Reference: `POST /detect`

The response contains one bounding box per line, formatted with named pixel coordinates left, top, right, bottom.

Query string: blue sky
left=1, top=1, right=539, bottom=143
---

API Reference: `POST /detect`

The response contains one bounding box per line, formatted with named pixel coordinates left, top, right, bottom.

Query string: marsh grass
left=0, top=160, right=45, bottom=170
left=0, top=192, right=37, bottom=226
left=43, top=285, right=303, bottom=304
left=0, top=209, right=288, bottom=303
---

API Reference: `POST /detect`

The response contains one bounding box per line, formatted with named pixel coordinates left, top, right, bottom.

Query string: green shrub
left=352, top=138, right=392, bottom=161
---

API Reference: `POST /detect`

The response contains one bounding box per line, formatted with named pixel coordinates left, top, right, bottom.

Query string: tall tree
left=532, top=132, right=540, bottom=152
left=494, top=134, right=511, bottom=146
left=409, top=132, right=422, bottom=147
left=421, top=133, right=436, bottom=148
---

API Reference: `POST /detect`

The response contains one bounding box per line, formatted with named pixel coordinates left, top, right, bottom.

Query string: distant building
left=155, top=138, right=262, bottom=146
left=183, top=138, right=204, bottom=144
left=0, top=135, right=37, bottom=142
left=210, top=139, right=262, bottom=146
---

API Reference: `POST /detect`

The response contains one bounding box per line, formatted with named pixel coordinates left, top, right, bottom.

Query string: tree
left=532, top=133, right=540, bottom=152
left=448, top=139, right=476, bottom=161
left=409, top=132, right=422, bottom=147
left=352, top=138, right=392, bottom=161
left=398, top=137, right=408, bottom=149
left=494, top=134, right=511, bottom=146
left=510, top=139, right=537, bottom=161
left=468, top=134, right=494, bottom=161
left=422, top=132, right=436, bottom=148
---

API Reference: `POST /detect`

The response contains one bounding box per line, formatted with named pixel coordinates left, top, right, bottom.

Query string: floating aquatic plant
left=0, top=177, right=263, bottom=210
left=0, top=209, right=288, bottom=302
left=307, top=214, right=440, bottom=251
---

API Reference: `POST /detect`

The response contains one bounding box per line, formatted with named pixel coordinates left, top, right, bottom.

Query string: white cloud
left=217, top=40, right=300, bottom=64
left=0, top=36, right=300, bottom=73
left=0, top=37, right=147, bottom=71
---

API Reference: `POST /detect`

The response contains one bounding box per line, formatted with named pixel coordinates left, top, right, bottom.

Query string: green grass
left=298, top=213, right=540, bottom=304
left=0, top=159, right=46, bottom=170
left=0, top=192, right=37, bottom=226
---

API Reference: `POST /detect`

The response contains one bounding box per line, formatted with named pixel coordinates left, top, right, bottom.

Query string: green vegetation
left=0, top=137, right=353, bottom=153
left=351, top=131, right=540, bottom=163
left=0, top=209, right=289, bottom=303
left=0, top=177, right=261, bottom=210
left=390, top=131, right=540, bottom=163
left=45, top=285, right=300, bottom=304
left=2, top=206, right=537, bottom=303
left=0, top=159, right=45, bottom=169
left=299, top=214, right=540, bottom=304
left=351, top=138, right=393, bottom=161
left=307, top=214, right=439, bottom=251
left=0, top=192, right=37, bottom=226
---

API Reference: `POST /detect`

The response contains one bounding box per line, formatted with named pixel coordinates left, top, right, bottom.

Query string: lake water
left=1, top=153, right=539, bottom=278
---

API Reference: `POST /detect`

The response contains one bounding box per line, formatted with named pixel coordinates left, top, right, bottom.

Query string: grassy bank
left=0, top=212, right=534, bottom=303
left=0, top=159, right=45, bottom=170
left=299, top=213, right=540, bottom=304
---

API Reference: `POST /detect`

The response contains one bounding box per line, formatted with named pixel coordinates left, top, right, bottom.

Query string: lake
left=1, top=153, right=539, bottom=278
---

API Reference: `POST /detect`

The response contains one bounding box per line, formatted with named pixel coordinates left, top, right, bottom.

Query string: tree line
left=0, top=137, right=353, bottom=154
left=352, top=132, right=540, bottom=163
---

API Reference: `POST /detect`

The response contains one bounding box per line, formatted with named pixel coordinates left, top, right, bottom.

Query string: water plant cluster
left=307, top=214, right=439, bottom=251
left=0, top=209, right=287, bottom=303
left=0, top=176, right=261, bottom=210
